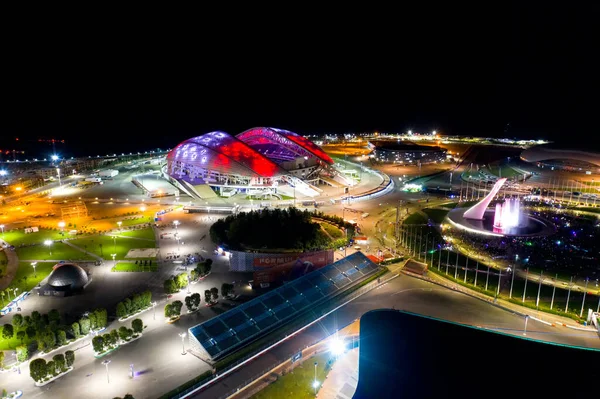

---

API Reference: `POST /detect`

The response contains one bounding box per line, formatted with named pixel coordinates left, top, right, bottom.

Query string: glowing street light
left=31, top=262, right=37, bottom=278
left=58, top=221, right=66, bottom=232
left=179, top=332, right=187, bottom=355
left=313, top=361, right=319, bottom=395
left=140, top=206, right=146, bottom=212
left=0, top=170, right=6, bottom=176
left=173, top=220, right=180, bottom=231
left=152, top=301, right=157, bottom=320
left=44, top=240, right=53, bottom=257
left=102, top=359, right=111, bottom=383
left=117, top=221, right=122, bottom=231
left=51, top=155, right=58, bottom=161
left=0, top=224, right=4, bottom=237
left=56, top=168, right=62, bottom=187
left=111, top=253, right=116, bottom=263
left=329, top=337, right=346, bottom=356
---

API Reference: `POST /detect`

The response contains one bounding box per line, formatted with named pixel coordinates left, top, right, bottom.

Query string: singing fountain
left=447, top=178, right=554, bottom=237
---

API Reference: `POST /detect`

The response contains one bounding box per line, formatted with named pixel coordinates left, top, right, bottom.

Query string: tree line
left=116, top=290, right=152, bottom=319
left=29, top=350, right=75, bottom=383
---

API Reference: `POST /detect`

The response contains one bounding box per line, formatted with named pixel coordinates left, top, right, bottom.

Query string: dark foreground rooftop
left=354, top=309, right=600, bottom=399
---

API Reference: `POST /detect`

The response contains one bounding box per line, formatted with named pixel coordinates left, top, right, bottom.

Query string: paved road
left=187, top=274, right=600, bottom=399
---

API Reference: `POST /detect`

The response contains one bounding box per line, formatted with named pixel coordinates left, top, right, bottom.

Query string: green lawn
left=87, top=215, right=152, bottom=230
left=319, top=222, right=343, bottom=239
left=112, top=262, right=158, bottom=272
left=16, top=242, right=95, bottom=261
left=0, top=229, right=67, bottom=247
left=280, top=194, right=295, bottom=200
left=403, top=213, right=428, bottom=225
left=439, top=202, right=458, bottom=209
left=114, top=227, right=156, bottom=240
left=251, top=353, right=334, bottom=399
left=0, top=261, right=56, bottom=309
left=485, top=164, right=522, bottom=179
left=69, top=234, right=156, bottom=260
left=422, top=208, right=450, bottom=224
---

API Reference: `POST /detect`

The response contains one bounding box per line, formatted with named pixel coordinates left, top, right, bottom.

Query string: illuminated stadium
left=521, top=145, right=600, bottom=173
left=166, top=127, right=349, bottom=199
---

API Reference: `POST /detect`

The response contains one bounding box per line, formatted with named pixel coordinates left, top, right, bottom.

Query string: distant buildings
left=368, top=140, right=447, bottom=164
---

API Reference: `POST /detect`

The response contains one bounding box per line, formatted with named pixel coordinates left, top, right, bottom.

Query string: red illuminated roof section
left=167, top=131, right=285, bottom=177
left=237, top=127, right=334, bottom=165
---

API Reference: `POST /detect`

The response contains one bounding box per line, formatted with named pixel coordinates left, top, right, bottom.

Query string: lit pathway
left=317, top=348, right=359, bottom=399
left=62, top=240, right=103, bottom=261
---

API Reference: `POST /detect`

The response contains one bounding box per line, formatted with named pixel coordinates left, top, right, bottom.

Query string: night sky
left=2, top=5, right=598, bottom=158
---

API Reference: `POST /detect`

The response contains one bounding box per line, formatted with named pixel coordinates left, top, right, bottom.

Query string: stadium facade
left=166, top=127, right=349, bottom=199
left=521, top=145, right=600, bottom=173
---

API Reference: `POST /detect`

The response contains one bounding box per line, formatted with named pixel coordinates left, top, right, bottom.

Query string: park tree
left=88, top=312, right=97, bottom=329
left=17, top=330, right=26, bottom=344
left=46, top=360, right=56, bottom=376
left=92, top=336, right=104, bottom=353
left=80, top=317, right=91, bottom=335
left=210, top=287, right=219, bottom=302
left=124, top=298, right=133, bottom=315
left=118, top=326, right=129, bottom=341
left=204, top=290, right=211, bottom=304
left=116, top=302, right=127, bottom=318
left=176, top=273, right=188, bottom=289
left=164, top=304, right=172, bottom=318
left=132, top=294, right=142, bottom=312
left=26, top=325, right=36, bottom=339
left=0, top=351, right=4, bottom=369
left=124, top=395, right=135, bottom=399
left=53, top=354, right=66, bottom=372
left=43, top=330, right=56, bottom=350
left=221, top=283, right=234, bottom=298
left=191, top=292, right=201, bottom=309
left=23, top=315, right=32, bottom=328
left=110, top=329, right=120, bottom=346
left=72, top=322, right=81, bottom=338
left=48, top=309, right=61, bottom=326
left=185, top=295, right=194, bottom=312
left=31, top=311, right=41, bottom=329
left=142, top=290, right=152, bottom=307
left=190, top=269, right=199, bottom=281
left=95, top=308, right=108, bottom=328
left=29, top=358, right=47, bottom=382
left=12, top=313, right=23, bottom=329
left=164, top=278, right=177, bottom=294
left=131, top=319, right=143, bottom=334
left=65, top=350, right=75, bottom=368
left=2, top=324, right=14, bottom=340
left=57, top=330, right=67, bottom=346
left=171, top=300, right=183, bottom=317
left=16, top=345, right=28, bottom=362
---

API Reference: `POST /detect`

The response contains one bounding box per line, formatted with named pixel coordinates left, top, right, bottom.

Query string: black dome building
left=45, top=264, right=90, bottom=296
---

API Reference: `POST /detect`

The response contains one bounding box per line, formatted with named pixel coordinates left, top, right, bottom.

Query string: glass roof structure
left=188, top=252, right=379, bottom=360
left=237, top=127, right=334, bottom=165
left=166, top=131, right=286, bottom=178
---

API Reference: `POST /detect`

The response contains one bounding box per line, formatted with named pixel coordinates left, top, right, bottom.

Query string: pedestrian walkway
left=317, top=349, right=359, bottom=399
left=62, top=240, right=103, bottom=261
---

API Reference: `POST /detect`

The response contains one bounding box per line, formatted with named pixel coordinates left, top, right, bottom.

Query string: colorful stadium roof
left=167, top=131, right=286, bottom=177
left=237, top=127, right=334, bottom=165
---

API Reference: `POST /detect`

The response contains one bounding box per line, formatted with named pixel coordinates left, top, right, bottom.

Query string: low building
left=42, top=263, right=91, bottom=297
left=368, top=141, right=447, bottom=164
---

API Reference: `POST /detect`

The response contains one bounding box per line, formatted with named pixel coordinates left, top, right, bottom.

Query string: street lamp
left=313, top=361, right=319, bottom=395
left=58, top=221, right=66, bottom=233
left=31, top=262, right=37, bottom=278
left=186, top=274, right=191, bottom=294
left=111, top=253, right=116, bottom=264
left=179, top=332, right=187, bottom=355
left=523, top=315, right=530, bottom=336
left=56, top=167, right=62, bottom=187
left=0, top=224, right=4, bottom=237
left=117, top=221, right=122, bottom=231
left=152, top=301, right=157, bottom=320
left=44, top=240, right=53, bottom=257
left=173, top=220, right=180, bottom=231
left=102, top=359, right=111, bottom=383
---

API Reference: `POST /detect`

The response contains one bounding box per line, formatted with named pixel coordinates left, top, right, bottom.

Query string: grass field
left=1, top=229, right=67, bottom=247
left=69, top=234, right=156, bottom=260
left=86, top=215, right=152, bottom=231
left=16, top=242, right=95, bottom=261
left=485, top=164, right=522, bottom=179
left=251, top=352, right=334, bottom=399
left=0, top=261, right=56, bottom=311
left=440, top=202, right=458, bottom=209
left=112, top=262, right=158, bottom=272
left=114, top=227, right=156, bottom=241
left=319, top=222, right=344, bottom=239
left=422, top=208, right=450, bottom=224
left=403, top=213, right=428, bottom=225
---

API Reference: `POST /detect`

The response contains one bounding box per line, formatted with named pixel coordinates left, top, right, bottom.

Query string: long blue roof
left=189, top=252, right=379, bottom=359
